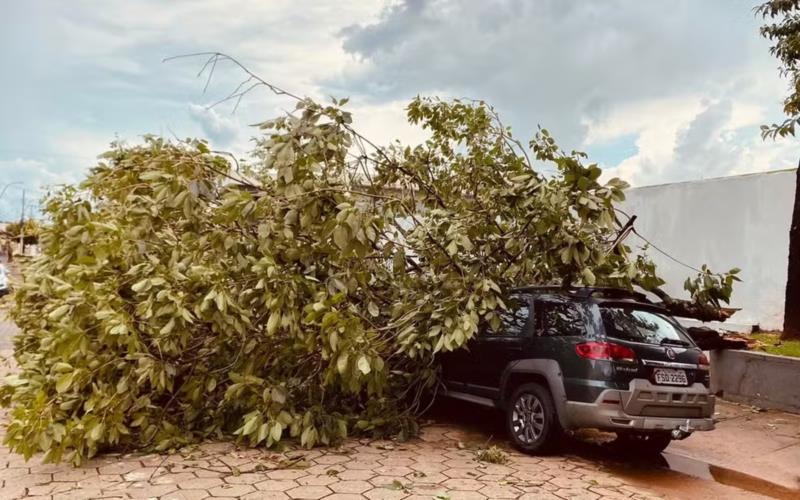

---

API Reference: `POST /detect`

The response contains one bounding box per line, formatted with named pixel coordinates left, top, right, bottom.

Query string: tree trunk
left=782, top=165, right=800, bottom=340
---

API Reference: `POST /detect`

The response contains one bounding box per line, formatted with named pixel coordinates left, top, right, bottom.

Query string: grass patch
left=750, top=331, right=800, bottom=358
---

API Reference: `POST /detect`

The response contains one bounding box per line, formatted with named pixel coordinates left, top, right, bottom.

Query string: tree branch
left=649, top=286, right=739, bottom=323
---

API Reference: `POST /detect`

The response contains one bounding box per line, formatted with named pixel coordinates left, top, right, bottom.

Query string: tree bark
left=649, top=286, right=739, bottom=323
left=663, top=300, right=738, bottom=323
left=782, top=166, right=800, bottom=340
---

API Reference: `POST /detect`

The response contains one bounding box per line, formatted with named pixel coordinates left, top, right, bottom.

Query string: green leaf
left=329, top=330, right=338, bottom=351
left=367, top=301, right=379, bottom=317
left=242, top=414, right=259, bottom=435
left=333, top=226, right=349, bottom=250
left=257, top=423, right=269, bottom=443
left=48, top=305, right=70, bottom=321
left=267, top=313, right=280, bottom=335
left=357, top=355, right=371, bottom=375
left=159, top=318, right=175, bottom=335
left=336, top=353, right=349, bottom=374
left=55, top=372, right=74, bottom=393
left=89, top=422, right=104, bottom=442
left=51, top=423, right=66, bottom=443
left=53, top=362, right=73, bottom=373
left=271, top=387, right=287, bottom=405
left=131, top=279, right=150, bottom=293
left=270, top=422, right=283, bottom=442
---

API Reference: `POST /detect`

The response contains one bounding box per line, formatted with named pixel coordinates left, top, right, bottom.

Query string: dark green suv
left=440, top=287, right=714, bottom=454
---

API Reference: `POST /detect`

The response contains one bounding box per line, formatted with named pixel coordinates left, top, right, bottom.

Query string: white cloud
left=583, top=97, right=704, bottom=148
left=50, top=130, right=116, bottom=169
left=349, top=99, right=432, bottom=147
left=188, top=104, right=242, bottom=148
left=0, top=0, right=797, bottom=206
left=0, top=0, right=390, bottom=213
left=337, top=0, right=797, bottom=186
left=598, top=98, right=798, bottom=186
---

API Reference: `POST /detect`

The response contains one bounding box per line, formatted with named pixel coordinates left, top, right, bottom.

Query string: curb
left=664, top=451, right=800, bottom=499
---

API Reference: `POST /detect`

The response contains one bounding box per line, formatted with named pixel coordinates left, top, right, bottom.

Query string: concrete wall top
left=621, top=169, right=797, bottom=330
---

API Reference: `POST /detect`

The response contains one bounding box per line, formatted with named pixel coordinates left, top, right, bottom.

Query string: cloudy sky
left=0, top=0, right=797, bottom=220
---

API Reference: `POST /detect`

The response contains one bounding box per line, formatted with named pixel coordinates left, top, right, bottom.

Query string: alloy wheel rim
left=511, top=393, right=545, bottom=444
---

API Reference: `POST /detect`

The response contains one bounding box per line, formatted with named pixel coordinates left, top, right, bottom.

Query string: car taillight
left=575, top=342, right=636, bottom=363
left=698, top=352, right=710, bottom=366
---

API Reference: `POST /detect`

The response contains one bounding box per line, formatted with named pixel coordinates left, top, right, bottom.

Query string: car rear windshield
left=599, top=306, right=692, bottom=346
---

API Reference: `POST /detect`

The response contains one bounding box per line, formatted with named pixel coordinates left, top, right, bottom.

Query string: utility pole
left=19, top=189, right=25, bottom=256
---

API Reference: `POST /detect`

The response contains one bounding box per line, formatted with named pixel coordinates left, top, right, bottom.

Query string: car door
left=462, top=295, right=534, bottom=399
left=440, top=339, right=472, bottom=391
left=535, top=298, right=597, bottom=401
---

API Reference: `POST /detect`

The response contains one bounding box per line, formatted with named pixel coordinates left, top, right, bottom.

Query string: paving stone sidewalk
left=0, top=424, right=661, bottom=500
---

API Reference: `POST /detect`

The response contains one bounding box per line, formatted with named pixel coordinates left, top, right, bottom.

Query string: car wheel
left=506, top=382, right=561, bottom=454
left=614, top=431, right=672, bottom=455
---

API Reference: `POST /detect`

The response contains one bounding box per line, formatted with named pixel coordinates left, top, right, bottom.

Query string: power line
left=631, top=229, right=703, bottom=274
left=612, top=207, right=704, bottom=274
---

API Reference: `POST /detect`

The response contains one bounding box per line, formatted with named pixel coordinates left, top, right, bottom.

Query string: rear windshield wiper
left=660, top=338, right=690, bottom=347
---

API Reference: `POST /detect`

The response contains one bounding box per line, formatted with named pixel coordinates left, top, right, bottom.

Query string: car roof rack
left=511, top=285, right=652, bottom=303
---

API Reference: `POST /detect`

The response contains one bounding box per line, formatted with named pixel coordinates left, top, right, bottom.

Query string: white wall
left=621, top=169, right=797, bottom=331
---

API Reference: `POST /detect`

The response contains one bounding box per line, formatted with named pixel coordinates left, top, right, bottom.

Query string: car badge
left=665, top=347, right=676, bottom=360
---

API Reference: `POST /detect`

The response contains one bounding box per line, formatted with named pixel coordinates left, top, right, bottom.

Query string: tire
left=614, top=431, right=672, bottom=455
left=505, top=382, right=562, bottom=454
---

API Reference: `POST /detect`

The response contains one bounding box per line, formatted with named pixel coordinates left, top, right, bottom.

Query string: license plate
left=653, top=368, right=688, bottom=386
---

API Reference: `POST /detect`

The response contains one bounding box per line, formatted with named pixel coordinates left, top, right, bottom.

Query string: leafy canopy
left=1, top=95, right=737, bottom=464
left=758, top=0, right=800, bottom=138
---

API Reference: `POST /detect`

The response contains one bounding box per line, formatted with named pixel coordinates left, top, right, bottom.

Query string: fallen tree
left=0, top=57, right=740, bottom=464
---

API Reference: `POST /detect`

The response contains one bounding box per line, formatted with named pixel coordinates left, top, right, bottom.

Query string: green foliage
left=757, top=0, right=800, bottom=138
left=683, top=266, right=741, bottom=308
left=0, top=96, right=736, bottom=464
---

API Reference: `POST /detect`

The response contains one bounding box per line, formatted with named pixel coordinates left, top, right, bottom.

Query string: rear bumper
left=565, top=401, right=715, bottom=432
left=564, top=379, right=715, bottom=433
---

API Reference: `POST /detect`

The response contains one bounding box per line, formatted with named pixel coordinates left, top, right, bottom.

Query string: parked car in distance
left=0, top=264, right=9, bottom=297
left=440, top=286, right=714, bottom=455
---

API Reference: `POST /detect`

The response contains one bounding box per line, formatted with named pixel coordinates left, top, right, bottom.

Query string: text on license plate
left=653, top=368, right=688, bottom=386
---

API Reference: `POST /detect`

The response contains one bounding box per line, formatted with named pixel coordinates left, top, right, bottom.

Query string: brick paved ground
left=0, top=425, right=661, bottom=500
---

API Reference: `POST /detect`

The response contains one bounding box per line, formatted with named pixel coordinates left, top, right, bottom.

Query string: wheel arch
left=500, top=359, right=570, bottom=429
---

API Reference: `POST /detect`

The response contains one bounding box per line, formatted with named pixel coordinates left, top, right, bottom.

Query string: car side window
left=538, top=301, right=586, bottom=337
left=486, top=296, right=531, bottom=337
